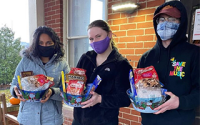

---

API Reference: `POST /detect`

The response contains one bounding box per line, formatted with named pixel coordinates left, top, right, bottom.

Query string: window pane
left=68, top=0, right=107, bottom=37
left=68, top=38, right=92, bottom=68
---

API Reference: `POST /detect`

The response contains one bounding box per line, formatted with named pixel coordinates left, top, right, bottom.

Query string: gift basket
left=17, top=74, right=54, bottom=102
left=127, top=66, right=167, bottom=113
left=60, top=68, right=102, bottom=107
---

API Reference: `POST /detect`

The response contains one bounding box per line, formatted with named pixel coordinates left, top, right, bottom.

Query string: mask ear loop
left=112, top=33, right=117, bottom=37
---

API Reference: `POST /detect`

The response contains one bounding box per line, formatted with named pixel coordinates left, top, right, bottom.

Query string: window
left=65, top=0, right=107, bottom=68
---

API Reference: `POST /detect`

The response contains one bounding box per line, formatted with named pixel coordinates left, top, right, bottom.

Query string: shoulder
left=180, top=42, right=200, bottom=57
left=115, top=54, right=132, bottom=69
left=20, top=56, right=33, bottom=64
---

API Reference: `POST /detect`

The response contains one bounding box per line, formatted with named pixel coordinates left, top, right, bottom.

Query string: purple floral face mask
left=90, top=36, right=110, bottom=54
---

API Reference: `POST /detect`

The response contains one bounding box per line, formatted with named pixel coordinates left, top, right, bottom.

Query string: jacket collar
left=85, top=47, right=121, bottom=67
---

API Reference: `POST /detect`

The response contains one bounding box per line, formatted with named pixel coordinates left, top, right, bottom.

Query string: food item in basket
left=67, top=80, right=85, bottom=95
left=134, top=66, right=163, bottom=99
left=21, top=71, right=33, bottom=78
left=84, top=75, right=102, bottom=97
left=69, top=68, right=86, bottom=76
left=138, top=78, right=160, bottom=88
left=20, top=74, right=54, bottom=91
left=136, top=78, right=162, bottom=99
left=129, top=66, right=167, bottom=113
left=66, top=74, right=86, bottom=82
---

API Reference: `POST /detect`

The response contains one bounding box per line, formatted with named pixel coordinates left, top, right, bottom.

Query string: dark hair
left=25, top=26, right=64, bottom=60
left=88, top=20, right=116, bottom=48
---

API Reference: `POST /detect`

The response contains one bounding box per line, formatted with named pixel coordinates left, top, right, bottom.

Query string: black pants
left=72, top=120, right=82, bottom=125
left=72, top=120, right=118, bottom=125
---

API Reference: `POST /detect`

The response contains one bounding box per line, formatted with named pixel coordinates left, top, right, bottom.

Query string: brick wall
left=44, top=0, right=63, bottom=42
left=107, top=0, right=164, bottom=124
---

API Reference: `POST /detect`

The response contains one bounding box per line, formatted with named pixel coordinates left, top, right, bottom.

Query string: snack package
left=20, top=74, right=54, bottom=91
left=21, top=71, right=33, bottom=78
left=66, top=80, right=84, bottom=95
left=129, top=70, right=136, bottom=95
left=65, top=68, right=87, bottom=95
left=84, top=75, right=102, bottom=97
left=66, top=74, right=86, bottom=82
left=69, top=68, right=86, bottom=76
left=127, top=66, right=167, bottom=113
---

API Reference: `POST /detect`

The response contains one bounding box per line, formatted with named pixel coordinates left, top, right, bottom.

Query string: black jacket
left=73, top=48, right=132, bottom=125
left=137, top=1, right=200, bottom=125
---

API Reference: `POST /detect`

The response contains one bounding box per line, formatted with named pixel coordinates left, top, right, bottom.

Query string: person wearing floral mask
left=72, top=20, right=132, bottom=125
left=10, top=26, right=70, bottom=125
left=137, top=1, right=200, bottom=125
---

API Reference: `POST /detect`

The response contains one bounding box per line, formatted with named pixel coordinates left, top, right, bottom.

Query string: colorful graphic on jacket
left=169, top=57, right=186, bottom=79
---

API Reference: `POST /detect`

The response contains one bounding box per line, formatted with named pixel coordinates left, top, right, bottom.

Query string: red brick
left=135, top=49, right=149, bottom=54
left=144, top=42, right=156, bottom=48
left=47, top=1, right=56, bottom=7
left=129, top=61, right=134, bottom=67
left=56, top=0, right=62, bottom=5
left=113, top=31, right=126, bottom=37
left=126, top=55, right=141, bottom=62
left=147, top=0, right=165, bottom=8
left=123, top=113, right=138, bottom=121
left=145, top=28, right=155, bottom=35
left=108, top=8, right=112, bottom=14
left=139, top=116, right=142, bottom=122
left=110, top=25, right=120, bottom=31
left=138, top=8, right=156, bottom=16
left=129, top=104, right=133, bottom=108
left=108, top=13, right=121, bottom=19
left=121, top=13, right=136, bottom=18
left=120, top=107, right=131, bottom=114
left=137, top=22, right=153, bottom=28
left=56, top=18, right=62, bottom=23
left=139, top=2, right=147, bottom=9
left=136, top=35, right=154, bottom=41
left=113, top=37, right=119, bottom=42
left=127, top=43, right=143, bottom=48
left=47, top=11, right=56, bottom=16
left=139, top=0, right=146, bottom=2
left=119, top=117, right=131, bottom=125
left=119, top=49, right=134, bottom=55
left=45, top=7, right=52, bottom=12
left=117, top=43, right=126, bottom=48
left=47, top=20, right=56, bottom=24
left=134, top=62, right=138, bottom=68
left=108, top=20, right=112, bottom=25
left=131, top=121, right=141, bottom=125
left=119, top=112, right=123, bottom=117
left=52, top=14, right=61, bottom=19
left=52, top=23, right=61, bottom=28
left=52, top=5, right=60, bottom=10
left=119, top=37, right=135, bottom=42
left=131, top=109, right=141, bottom=116
left=122, top=0, right=132, bottom=2
left=146, top=14, right=154, bottom=21
left=127, top=29, right=144, bottom=36
left=120, top=24, right=136, bottom=30
left=113, top=18, right=127, bottom=25
left=56, top=9, right=62, bottom=14
left=129, top=16, right=145, bottom=23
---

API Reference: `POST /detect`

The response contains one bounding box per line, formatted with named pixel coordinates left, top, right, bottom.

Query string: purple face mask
left=90, top=36, right=110, bottom=54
